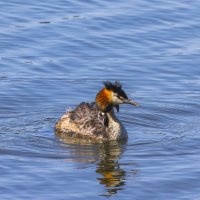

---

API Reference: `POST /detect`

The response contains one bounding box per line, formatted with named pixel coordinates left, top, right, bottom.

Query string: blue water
left=1, top=0, right=200, bottom=199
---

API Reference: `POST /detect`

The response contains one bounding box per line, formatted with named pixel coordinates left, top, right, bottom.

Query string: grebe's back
left=55, top=102, right=111, bottom=141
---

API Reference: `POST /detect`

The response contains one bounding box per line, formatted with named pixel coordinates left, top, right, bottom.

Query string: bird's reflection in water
left=95, top=141, right=126, bottom=197
left=57, top=136, right=136, bottom=197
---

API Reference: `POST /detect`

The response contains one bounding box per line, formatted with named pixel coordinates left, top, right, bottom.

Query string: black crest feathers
left=103, top=81, right=128, bottom=99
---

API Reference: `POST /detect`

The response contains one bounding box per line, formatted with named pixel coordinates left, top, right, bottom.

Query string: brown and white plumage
left=55, top=81, right=139, bottom=142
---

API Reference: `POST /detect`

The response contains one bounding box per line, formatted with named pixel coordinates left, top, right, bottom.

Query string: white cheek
left=112, top=94, right=123, bottom=105
left=115, top=99, right=123, bottom=104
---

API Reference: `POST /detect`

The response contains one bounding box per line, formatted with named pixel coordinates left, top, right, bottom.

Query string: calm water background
left=1, top=0, right=200, bottom=199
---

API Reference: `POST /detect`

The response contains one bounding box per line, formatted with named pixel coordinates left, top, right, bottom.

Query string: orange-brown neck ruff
left=95, top=88, right=113, bottom=113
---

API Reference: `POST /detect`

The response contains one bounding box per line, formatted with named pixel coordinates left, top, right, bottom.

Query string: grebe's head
left=95, top=81, right=139, bottom=113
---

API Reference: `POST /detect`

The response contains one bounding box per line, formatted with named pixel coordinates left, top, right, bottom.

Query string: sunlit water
left=1, top=0, right=200, bottom=199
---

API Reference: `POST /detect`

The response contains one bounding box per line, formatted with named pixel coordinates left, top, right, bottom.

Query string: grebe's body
left=55, top=81, right=138, bottom=142
left=55, top=102, right=128, bottom=141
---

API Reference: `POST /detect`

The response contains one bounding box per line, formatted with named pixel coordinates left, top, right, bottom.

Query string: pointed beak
left=123, top=99, right=139, bottom=106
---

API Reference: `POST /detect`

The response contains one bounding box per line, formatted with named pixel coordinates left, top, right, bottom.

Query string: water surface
left=1, top=0, right=200, bottom=199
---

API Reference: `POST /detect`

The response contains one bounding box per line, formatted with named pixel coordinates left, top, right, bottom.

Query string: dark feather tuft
left=103, top=81, right=128, bottom=99
left=103, top=81, right=121, bottom=90
left=115, top=105, right=119, bottom=112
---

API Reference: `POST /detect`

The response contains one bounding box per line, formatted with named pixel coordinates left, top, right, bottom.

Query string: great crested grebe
left=55, top=81, right=139, bottom=142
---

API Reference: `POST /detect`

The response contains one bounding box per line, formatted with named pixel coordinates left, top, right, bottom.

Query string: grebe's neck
left=106, top=108, right=128, bottom=140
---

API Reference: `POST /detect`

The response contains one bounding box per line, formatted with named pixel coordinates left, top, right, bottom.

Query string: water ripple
left=1, top=0, right=200, bottom=199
